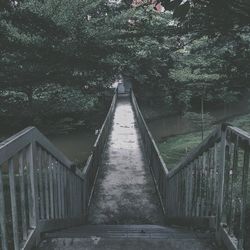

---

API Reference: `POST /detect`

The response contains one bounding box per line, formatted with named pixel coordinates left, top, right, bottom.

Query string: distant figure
left=117, top=82, right=125, bottom=94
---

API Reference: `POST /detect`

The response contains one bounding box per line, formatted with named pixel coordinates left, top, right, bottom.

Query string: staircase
left=37, top=225, right=218, bottom=250
left=0, top=86, right=249, bottom=250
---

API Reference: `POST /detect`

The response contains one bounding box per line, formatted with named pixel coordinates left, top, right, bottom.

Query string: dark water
left=147, top=101, right=249, bottom=141
left=47, top=105, right=248, bottom=165
left=0, top=98, right=248, bottom=165
left=48, top=129, right=96, bottom=165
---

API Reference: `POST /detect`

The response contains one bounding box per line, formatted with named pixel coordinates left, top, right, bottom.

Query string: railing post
left=238, top=144, right=249, bottom=249
left=216, top=125, right=227, bottom=240
left=29, top=139, right=40, bottom=245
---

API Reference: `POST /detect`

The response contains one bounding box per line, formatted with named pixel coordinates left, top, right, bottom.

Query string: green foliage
left=0, top=0, right=250, bottom=126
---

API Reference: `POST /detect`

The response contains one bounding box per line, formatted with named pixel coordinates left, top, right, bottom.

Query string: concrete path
left=87, top=95, right=164, bottom=225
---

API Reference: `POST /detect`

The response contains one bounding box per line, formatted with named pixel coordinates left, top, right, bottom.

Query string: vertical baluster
left=185, top=167, right=189, bottom=216
left=180, top=171, right=183, bottom=216
left=38, top=147, right=45, bottom=219
left=19, top=151, right=28, bottom=240
left=196, top=157, right=201, bottom=216
left=222, top=142, right=232, bottom=225
left=48, top=155, right=54, bottom=219
left=26, top=146, right=33, bottom=226
left=0, top=166, right=8, bottom=250
left=57, top=163, right=62, bottom=219
left=204, top=152, right=209, bottom=216
left=26, top=143, right=37, bottom=228
left=238, top=146, right=249, bottom=249
left=53, top=159, right=58, bottom=219
left=212, top=143, right=218, bottom=214
left=44, top=151, right=50, bottom=219
left=192, top=159, right=198, bottom=216
left=69, top=172, right=72, bottom=216
left=217, top=129, right=227, bottom=229
left=207, top=148, right=213, bottom=215
left=188, top=164, right=193, bottom=216
left=8, top=158, right=20, bottom=250
left=65, top=168, right=68, bottom=217
left=61, top=166, right=65, bottom=218
left=202, top=153, right=206, bottom=216
left=229, top=138, right=238, bottom=234
left=73, top=176, right=76, bottom=217
left=74, top=176, right=76, bottom=217
left=71, top=174, right=74, bottom=216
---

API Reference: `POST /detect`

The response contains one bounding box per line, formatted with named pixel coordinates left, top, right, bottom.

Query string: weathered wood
left=48, top=155, right=54, bottom=219
left=238, top=147, right=249, bottom=249
left=43, top=151, right=50, bottom=220
left=0, top=120, right=89, bottom=250
left=38, top=146, right=45, bottom=220
left=19, top=151, right=28, bottom=240
left=0, top=166, right=8, bottom=250
left=8, top=158, right=20, bottom=250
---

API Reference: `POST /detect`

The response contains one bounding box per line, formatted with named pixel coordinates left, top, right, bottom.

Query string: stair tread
left=44, top=224, right=214, bottom=239
left=38, top=225, right=218, bottom=250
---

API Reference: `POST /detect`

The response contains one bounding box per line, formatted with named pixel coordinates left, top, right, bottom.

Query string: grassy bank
left=158, top=113, right=250, bottom=170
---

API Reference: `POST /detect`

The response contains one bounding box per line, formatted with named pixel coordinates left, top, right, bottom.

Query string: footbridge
left=0, top=88, right=249, bottom=250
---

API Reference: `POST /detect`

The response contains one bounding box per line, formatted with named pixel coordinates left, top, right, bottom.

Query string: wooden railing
left=0, top=127, right=85, bottom=250
left=165, top=125, right=250, bottom=250
left=0, top=91, right=117, bottom=250
left=131, top=91, right=169, bottom=214
left=82, top=91, right=117, bottom=213
left=131, top=90, right=249, bottom=250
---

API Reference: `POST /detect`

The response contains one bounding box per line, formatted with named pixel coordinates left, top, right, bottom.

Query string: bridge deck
left=88, top=95, right=164, bottom=224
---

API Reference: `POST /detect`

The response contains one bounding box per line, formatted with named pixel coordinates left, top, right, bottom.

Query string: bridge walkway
left=87, top=94, right=164, bottom=225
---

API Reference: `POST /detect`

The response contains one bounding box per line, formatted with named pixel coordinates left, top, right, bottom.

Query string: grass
left=158, top=113, right=250, bottom=170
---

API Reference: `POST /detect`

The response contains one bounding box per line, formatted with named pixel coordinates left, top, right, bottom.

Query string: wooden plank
left=53, top=159, right=58, bottom=219
left=238, top=147, right=249, bottom=249
left=48, top=155, right=54, bottom=219
left=19, top=151, right=28, bottom=240
left=38, top=146, right=45, bottom=220
left=26, top=143, right=37, bottom=228
left=8, top=158, right=20, bottom=250
left=216, top=130, right=227, bottom=229
left=44, top=151, right=50, bottom=220
left=228, top=138, right=239, bottom=234
left=0, top=166, right=8, bottom=250
left=212, top=143, right=218, bottom=214
left=61, top=166, right=65, bottom=218
left=57, top=163, right=62, bottom=219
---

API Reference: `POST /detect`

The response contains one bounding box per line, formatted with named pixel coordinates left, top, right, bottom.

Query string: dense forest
left=0, top=0, right=250, bottom=133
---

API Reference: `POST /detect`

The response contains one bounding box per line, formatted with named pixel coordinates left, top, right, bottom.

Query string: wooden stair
left=37, top=225, right=221, bottom=250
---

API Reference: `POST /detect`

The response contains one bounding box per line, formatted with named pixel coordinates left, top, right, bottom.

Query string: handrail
left=0, top=91, right=118, bottom=250
left=167, top=126, right=222, bottom=179
left=130, top=90, right=168, bottom=214
left=82, top=91, right=117, bottom=212
left=0, top=127, right=85, bottom=250
left=164, top=124, right=250, bottom=250
left=131, top=89, right=249, bottom=250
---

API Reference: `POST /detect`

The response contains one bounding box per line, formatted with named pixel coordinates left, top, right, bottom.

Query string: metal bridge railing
left=131, top=90, right=249, bottom=250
